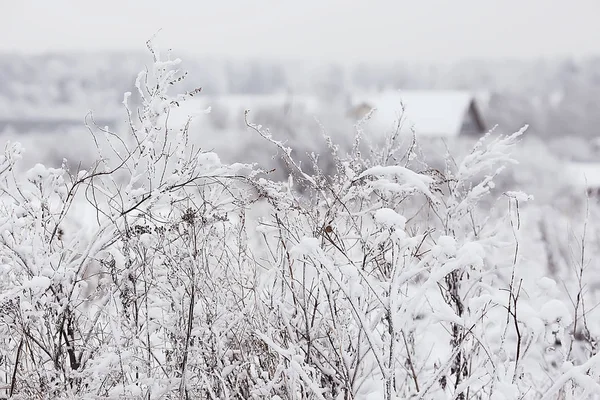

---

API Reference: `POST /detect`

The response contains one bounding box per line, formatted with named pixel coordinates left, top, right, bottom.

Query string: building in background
left=347, top=90, right=487, bottom=138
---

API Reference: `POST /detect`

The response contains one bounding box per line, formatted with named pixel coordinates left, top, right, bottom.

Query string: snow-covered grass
left=0, top=43, right=599, bottom=399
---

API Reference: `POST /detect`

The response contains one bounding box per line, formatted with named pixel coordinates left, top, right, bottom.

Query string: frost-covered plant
left=1, top=41, right=599, bottom=400
left=0, top=40, right=261, bottom=399
left=245, top=112, right=600, bottom=399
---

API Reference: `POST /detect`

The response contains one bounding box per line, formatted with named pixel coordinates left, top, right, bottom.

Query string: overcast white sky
left=3, top=0, right=600, bottom=64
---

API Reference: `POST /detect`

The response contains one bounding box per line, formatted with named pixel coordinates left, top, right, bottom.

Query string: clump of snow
left=517, top=302, right=546, bottom=339
left=197, top=151, right=221, bottom=167
left=26, top=163, right=50, bottom=183
left=291, top=237, right=321, bottom=258
left=359, top=165, right=438, bottom=203
left=540, top=299, right=572, bottom=327
left=491, top=382, right=519, bottom=400
left=537, top=277, right=558, bottom=293
left=505, top=190, right=534, bottom=202
left=431, top=235, right=457, bottom=258
left=457, top=242, right=485, bottom=264
left=373, top=208, right=406, bottom=229
left=24, top=276, right=52, bottom=291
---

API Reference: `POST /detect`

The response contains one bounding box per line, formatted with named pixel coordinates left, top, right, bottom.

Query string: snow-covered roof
left=566, top=162, right=600, bottom=188
left=349, top=90, right=482, bottom=137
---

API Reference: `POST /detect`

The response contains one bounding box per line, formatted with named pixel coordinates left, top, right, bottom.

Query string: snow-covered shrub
left=0, top=41, right=259, bottom=399
left=0, top=42, right=599, bottom=400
